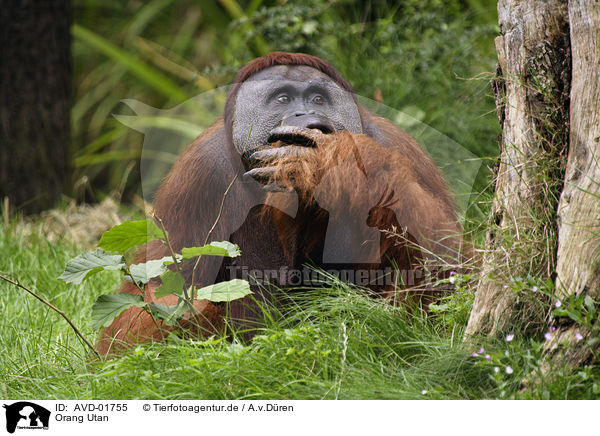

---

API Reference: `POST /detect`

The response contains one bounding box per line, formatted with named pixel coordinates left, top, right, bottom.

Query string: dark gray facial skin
left=232, top=65, right=363, bottom=156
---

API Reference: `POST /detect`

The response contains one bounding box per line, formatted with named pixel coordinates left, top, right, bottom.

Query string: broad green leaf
left=98, top=219, right=165, bottom=252
left=181, top=241, right=241, bottom=259
left=195, top=279, right=252, bottom=302
left=91, top=293, right=147, bottom=329
left=553, top=308, right=569, bottom=318
left=112, top=115, right=204, bottom=140
left=428, top=303, right=449, bottom=312
left=148, top=300, right=188, bottom=326
left=59, top=249, right=125, bottom=284
left=584, top=295, right=595, bottom=313
left=72, top=149, right=142, bottom=167
left=155, top=270, right=186, bottom=298
left=210, top=241, right=241, bottom=257
left=74, top=128, right=125, bottom=158
left=567, top=310, right=583, bottom=323
left=128, top=256, right=174, bottom=285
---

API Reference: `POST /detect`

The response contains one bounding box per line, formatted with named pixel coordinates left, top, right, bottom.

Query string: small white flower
left=505, top=334, right=514, bottom=342
left=421, top=390, right=427, bottom=395
left=532, top=286, right=538, bottom=293
left=485, top=354, right=491, bottom=360
left=544, top=332, right=553, bottom=341
left=494, top=367, right=499, bottom=373
left=449, top=276, right=455, bottom=284
left=555, top=300, right=562, bottom=308
left=505, top=366, right=514, bottom=374
left=575, top=332, right=583, bottom=341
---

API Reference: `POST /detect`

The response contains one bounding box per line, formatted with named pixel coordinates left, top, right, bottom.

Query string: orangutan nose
left=282, top=112, right=334, bottom=134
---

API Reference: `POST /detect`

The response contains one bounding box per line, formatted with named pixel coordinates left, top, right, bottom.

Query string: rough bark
left=545, top=0, right=600, bottom=365
left=0, top=0, right=71, bottom=214
left=555, top=2, right=600, bottom=300
left=466, top=0, right=570, bottom=337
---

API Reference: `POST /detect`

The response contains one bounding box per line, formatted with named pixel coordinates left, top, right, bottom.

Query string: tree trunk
left=545, top=1, right=600, bottom=366
left=0, top=0, right=71, bottom=214
left=466, top=0, right=570, bottom=337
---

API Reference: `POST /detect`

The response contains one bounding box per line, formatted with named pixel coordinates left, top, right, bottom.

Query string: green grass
left=2, top=217, right=600, bottom=400
left=0, top=220, right=118, bottom=398
left=87, top=285, right=493, bottom=400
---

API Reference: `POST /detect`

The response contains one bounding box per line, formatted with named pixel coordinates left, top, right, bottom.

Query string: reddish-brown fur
left=96, top=53, right=464, bottom=355
left=268, top=130, right=461, bottom=252
left=264, top=129, right=463, bottom=299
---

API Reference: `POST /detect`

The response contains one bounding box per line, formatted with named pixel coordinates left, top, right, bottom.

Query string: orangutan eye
left=277, top=94, right=290, bottom=104
left=312, top=94, right=325, bottom=104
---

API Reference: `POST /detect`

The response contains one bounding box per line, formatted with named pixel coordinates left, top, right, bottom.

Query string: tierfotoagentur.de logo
left=2, top=402, right=50, bottom=434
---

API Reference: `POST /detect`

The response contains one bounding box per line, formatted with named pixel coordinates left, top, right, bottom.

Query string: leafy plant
left=428, top=272, right=475, bottom=329
left=59, top=218, right=251, bottom=332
